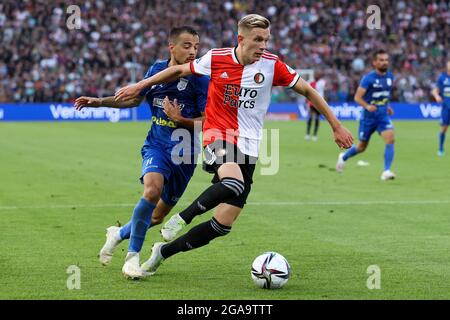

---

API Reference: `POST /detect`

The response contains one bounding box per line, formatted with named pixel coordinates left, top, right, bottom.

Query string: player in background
left=114, top=14, right=353, bottom=276
left=336, top=49, right=396, bottom=180
left=74, top=26, right=208, bottom=279
left=305, top=73, right=326, bottom=141
left=431, top=60, right=450, bottom=156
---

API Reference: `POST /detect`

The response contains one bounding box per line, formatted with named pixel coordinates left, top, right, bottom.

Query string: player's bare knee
left=357, top=143, right=367, bottom=152
left=142, top=185, right=162, bottom=203
left=384, top=135, right=395, bottom=144
left=218, top=162, right=243, bottom=181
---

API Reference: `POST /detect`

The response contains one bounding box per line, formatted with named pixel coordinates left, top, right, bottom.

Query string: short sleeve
left=190, top=50, right=212, bottom=77
left=139, top=64, right=156, bottom=97
left=195, top=75, right=210, bottom=113
left=359, top=74, right=372, bottom=90
left=272, top=59, right=300, bottom=88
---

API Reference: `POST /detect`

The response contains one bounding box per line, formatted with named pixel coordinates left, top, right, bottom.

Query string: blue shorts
left=358, top=116, right=394, bottom=142
left=140, top=146, right=196, bottom=207
left=441, top=107, right=449, bottom=126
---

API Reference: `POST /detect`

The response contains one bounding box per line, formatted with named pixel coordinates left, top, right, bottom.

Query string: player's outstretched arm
left=115, top=63, right=192, bottom=102
left=293, top=78, right=353, bottom=149
left=354, top=87, right=377, bottom=112
left=74, top=96, right=143, bottom=110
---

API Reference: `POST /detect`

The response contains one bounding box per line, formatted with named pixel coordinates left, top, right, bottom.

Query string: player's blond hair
left=238, top=14, right=270, bottom=35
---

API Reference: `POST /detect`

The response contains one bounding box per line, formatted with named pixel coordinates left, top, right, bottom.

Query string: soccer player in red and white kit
left=115, top=14, right=353, bottom=275
left=305, top=73, right=326, bottom=141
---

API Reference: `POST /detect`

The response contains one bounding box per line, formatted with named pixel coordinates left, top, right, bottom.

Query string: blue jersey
left=139, top=60, right=209, bottom=155
left=359, top=70, right=394, bottom=119
left=436, top=72, right=450, bottom=108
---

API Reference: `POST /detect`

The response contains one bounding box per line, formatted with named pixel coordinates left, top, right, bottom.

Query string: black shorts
left=202, top=140, right=257, bottom=208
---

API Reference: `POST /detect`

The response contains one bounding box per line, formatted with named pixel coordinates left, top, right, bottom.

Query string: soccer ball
left=251, top=252, right=291, bottom=289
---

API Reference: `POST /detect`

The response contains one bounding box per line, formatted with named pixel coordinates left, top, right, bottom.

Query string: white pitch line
left=0, top=200, right=449, bottom=211
left=0, top=203, right=136, bottom=210
left=248, top=200, right=450, bottom=206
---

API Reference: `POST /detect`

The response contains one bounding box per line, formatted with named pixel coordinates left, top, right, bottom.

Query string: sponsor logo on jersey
left=370, top=98, right=389, bottom=106
left=443, top=87, right=450, bottom=97
left=254, top=72, right=265, bottom=84
left=223, top=84, right=258, bottom=109
left=177, top=78, right=189, bottom=91
left=372, top=90, right=390, bottom=99
left=153, top=98, right=185, bottom=110
left=220, top=72, right=229, bottom=79
left=151, top=115, right=177, bottom=128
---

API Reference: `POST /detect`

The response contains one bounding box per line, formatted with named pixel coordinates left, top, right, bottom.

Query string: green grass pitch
left=1, top=120, right=449, bottom=299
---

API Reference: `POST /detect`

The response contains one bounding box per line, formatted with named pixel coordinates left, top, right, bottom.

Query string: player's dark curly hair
left=169, top=26, right=199, bottom=43
left=373, top=49, right=388, bottom=60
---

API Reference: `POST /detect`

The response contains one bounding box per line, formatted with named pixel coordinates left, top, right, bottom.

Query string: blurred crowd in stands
left=0, top=0, right=449, bottom=103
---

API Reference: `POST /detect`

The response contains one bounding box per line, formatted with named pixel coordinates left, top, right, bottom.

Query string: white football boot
left=99, top=226, right=122, bottom=265
left=335, top=152, right=346, bottom=173
left=160, top=214, right=186, bottom=242
left=122, top=252, right=146, bottom=279
left=380, top=170, right=396, bottom=181
left=141, top=242, right=165, bottom=276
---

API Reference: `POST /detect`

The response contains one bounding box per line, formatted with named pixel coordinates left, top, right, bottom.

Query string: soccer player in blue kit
left=336, top=49, right=396, bottom=180
left=431, top=60, right=450, bottom=156
left=74, top=26, right=209, bottom=279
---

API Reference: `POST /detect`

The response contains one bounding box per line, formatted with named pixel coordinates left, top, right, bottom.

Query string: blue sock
left=343, top=145, right=359, bottom=161
left=439, top=132, right=446, bottom=152
left=119, top=220, right=153, bottom=240
left=119, top=222, right=131, bottom=240
left=128, top=198, right=155, bottom=253
left=384, top=144, right=394, bottom=171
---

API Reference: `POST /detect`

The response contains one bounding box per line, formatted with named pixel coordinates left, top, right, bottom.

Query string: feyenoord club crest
left=254, top=72, right=265, bottom=84
left=177, top=78, right=189, bottom=91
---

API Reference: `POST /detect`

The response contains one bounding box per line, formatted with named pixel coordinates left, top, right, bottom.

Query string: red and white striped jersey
left=190, top=47, right=300, bottom=157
